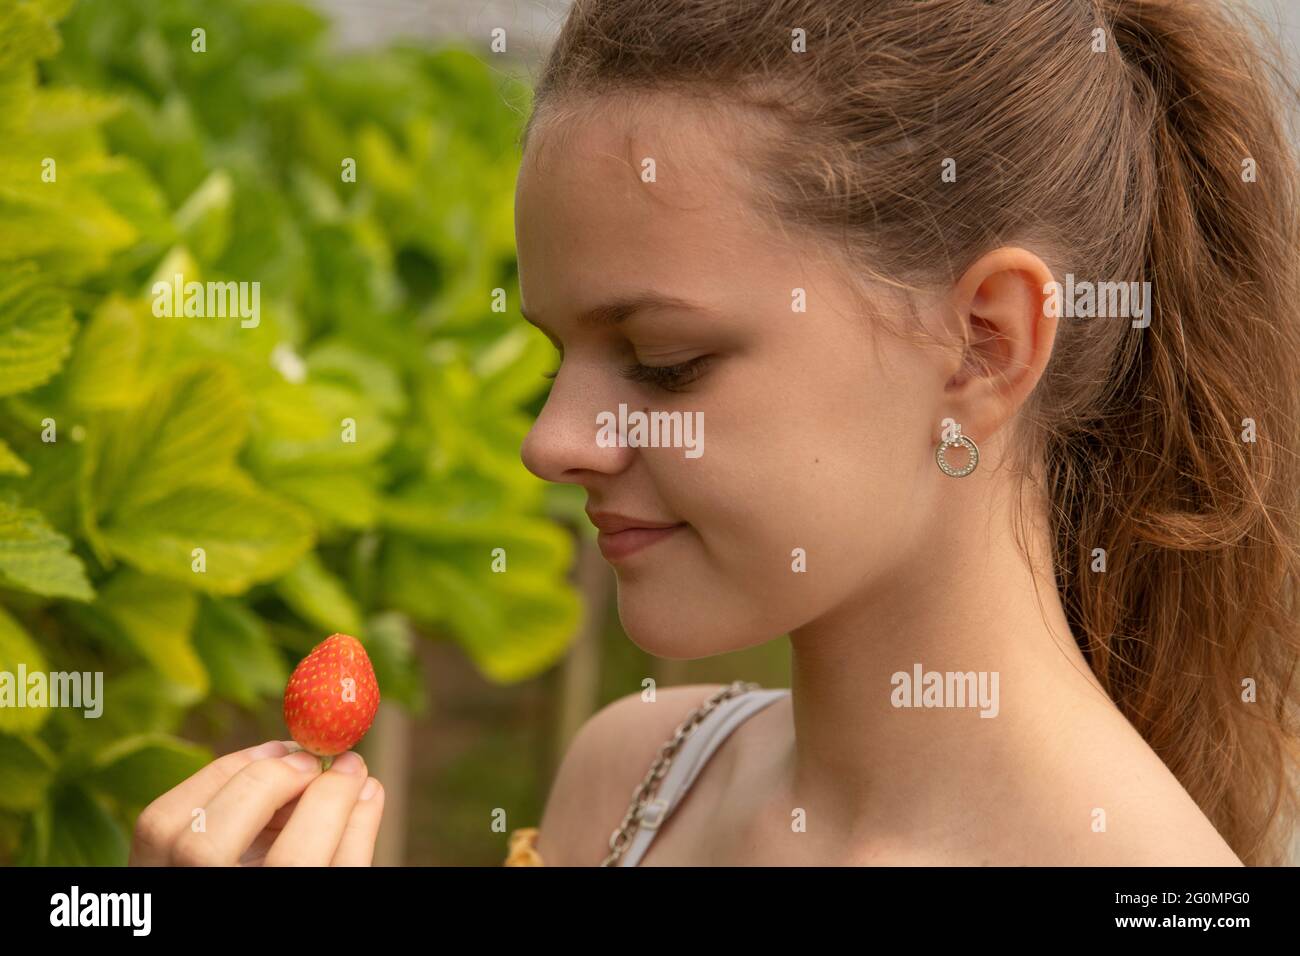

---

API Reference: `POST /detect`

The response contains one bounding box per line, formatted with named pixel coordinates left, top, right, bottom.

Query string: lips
left=586, top=510, right=687, bottom=562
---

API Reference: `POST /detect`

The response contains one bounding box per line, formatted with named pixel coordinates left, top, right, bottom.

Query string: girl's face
left=516, top=99, right=958, bottom=658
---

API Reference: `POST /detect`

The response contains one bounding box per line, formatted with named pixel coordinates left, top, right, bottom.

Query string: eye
left=620, top=355, right=713, bottom=393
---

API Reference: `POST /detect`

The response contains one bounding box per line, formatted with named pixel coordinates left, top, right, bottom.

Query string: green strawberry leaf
left=0, top=263, right=76, bottom=398
left=365, top=611, right=425, bottom=712
left=51, top=668, right=194, bottom=760
left=85, top=733, right=211, bottom=813
left=173, top=169, right=233, bottom=263
left=89, top=570, right=206, bottom=696
left=0, top=436, right=28, bottom=476
left=0, top=495, right=93, bottom=600
left=0, top=603, right=50, bottom=733
left=20, top=784, right=129, bottom=866
left=383, top=542, right=579, bottom=683
left=91, top=363, right=249, bottom=517
left=100, top=477, right=315, bottom=594
left=192, top=597, right=287, bottom=707
left=274, top=551, right=364, bottom=637
left=0, top=733, right=56, bottom=811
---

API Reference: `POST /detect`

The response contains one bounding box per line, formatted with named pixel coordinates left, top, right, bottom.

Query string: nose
left=521, top=373, right=636, bottom=485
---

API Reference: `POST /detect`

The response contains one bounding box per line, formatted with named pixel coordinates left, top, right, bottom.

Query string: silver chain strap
left=600, top=679, right=761, bottom=867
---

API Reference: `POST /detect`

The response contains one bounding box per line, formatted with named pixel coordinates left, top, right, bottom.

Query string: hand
left=129, top=740, right=385, bottom=866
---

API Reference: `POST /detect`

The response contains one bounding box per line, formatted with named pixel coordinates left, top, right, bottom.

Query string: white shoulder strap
left=616, top=687, right=790, bottom=867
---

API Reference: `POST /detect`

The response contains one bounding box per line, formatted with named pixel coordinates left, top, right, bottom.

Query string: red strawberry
left=283, top=633, right=380, bottom=761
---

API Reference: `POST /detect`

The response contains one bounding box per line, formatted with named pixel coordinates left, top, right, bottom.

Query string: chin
left=614, top=583, right=781, bottom=660
left=615, top=595, right=710, bottom=659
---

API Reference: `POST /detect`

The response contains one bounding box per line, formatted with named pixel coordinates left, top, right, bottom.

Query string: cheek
left=658, top=353, right=902, bottom=541
left=648, top=351, right=927, bottom=605
left=613, top=332, right=935, bottom=646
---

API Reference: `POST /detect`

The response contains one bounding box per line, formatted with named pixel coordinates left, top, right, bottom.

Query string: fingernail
left=331, top=752, right=365, bottom=775
left=246, top=740, right=288, bottom=760
left=283, top=751, right=320, bottom=772
left=360, top=778, right=380, bottom=801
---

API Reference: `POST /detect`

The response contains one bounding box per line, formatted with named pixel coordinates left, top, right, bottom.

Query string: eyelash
left=621, top=356, right=712, bottom=392
left=542, top=356, right=713, bottom=393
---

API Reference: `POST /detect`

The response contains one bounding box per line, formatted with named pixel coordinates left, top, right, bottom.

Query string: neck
left=782, top=487, right=1111, bottom=847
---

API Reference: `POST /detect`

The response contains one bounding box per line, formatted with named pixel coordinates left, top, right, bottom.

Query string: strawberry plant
left=0, top=0, right=581, bottom=864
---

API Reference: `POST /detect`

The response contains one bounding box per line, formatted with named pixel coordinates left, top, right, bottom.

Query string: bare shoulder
left=534, top=683, right=729, bottom=866
left=1029, top=709, right=1246, bottom=866
left=1064, top=769, right=1245, bottom=866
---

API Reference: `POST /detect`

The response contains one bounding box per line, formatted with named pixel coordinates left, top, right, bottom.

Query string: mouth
left=586, top=511, right=688, bottom=563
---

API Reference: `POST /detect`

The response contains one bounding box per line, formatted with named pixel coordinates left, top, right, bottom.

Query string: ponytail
left=1050, top=0, right=1300, bottom=864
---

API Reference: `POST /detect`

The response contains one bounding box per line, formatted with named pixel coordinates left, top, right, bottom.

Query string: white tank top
left=615, top=686, right=791, bottom=866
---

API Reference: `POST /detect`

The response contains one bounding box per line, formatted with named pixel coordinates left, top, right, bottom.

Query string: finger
left=330, top=777, right=385, bottom=867
left=170, top=750, right=323, bottom=866
left=130, top=740, right=292, bottom=866
left=264, top=751, right=370, bottom=866
left=237, top=795, right=303, bottom=866
left=265, top=794, right=302, bottom=833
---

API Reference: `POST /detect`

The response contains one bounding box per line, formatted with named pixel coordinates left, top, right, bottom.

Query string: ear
left=940, top=247, right=1058, bottom=443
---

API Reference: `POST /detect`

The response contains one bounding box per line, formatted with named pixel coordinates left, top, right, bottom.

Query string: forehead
left=514, top=95, right=775, bottom=315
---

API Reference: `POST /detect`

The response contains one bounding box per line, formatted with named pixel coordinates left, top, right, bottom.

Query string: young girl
left=504, top=0, right=1300, bottom=866
left=129, top=0, right=1300, bottom=869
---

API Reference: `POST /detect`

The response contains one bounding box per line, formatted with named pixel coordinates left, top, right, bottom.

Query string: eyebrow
left=520, top=292, right=713, bottom=332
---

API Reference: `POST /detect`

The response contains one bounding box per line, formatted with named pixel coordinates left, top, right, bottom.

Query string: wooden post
left=363, top=699, right=410, bottom=866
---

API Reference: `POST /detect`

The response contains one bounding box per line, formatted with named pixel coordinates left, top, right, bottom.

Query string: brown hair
left=523, top=0, right=1300, bottom=864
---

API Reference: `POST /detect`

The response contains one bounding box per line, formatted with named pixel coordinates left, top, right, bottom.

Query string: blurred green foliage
left=0, top=0, right=581, bottom=864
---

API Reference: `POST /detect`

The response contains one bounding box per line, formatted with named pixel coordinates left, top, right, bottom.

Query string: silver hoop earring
left=935, top=427, right=980, bottom=478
